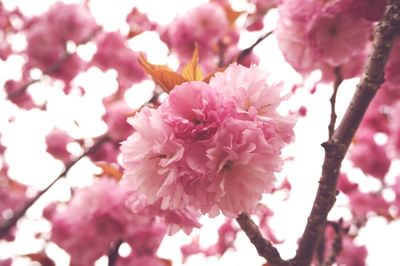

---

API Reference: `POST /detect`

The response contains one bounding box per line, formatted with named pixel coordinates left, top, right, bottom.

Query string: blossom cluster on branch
left=1, top=0, right=400, bottom=265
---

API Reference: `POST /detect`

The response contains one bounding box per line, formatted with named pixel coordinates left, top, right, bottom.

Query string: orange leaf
left=223, top=5, right=244, bottom=27
left=25, top=253, right=55, bottom=266
left=159, top=258, right=173, bottom=266
left=203, top=67, right=227, bottom=83
left=95, top=162, right=123, bottom=181
left=138, top=54, right=187, bottom=93
left=182, top=44, right=203, bottom=81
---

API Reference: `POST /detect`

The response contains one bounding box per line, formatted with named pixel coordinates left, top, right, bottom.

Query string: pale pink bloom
left=307, top=12, right=371, bottom=67
left=276, top=0, right=373, bottom=80
left=328, top=0, right=387, bottom=21
left=0, top=259, right=11, bottom=266
left=161, top=81, right=233, bottom=142
left=255, top=204, right=283, bottom=244
left=4, top=80, right=35, bottom=110
left=121, top=107, right=184, bottom=205
left=26, top=21, right=65, bottom=70
left=206, top=118, right=282, bottom=217
left=126, top=222, right=166, bottom=256
left=275, top=16, right=320, bottom=73
left=45, top=2, right=97, bottom=43
left=88, top=141, right=118, bottom=163
left=337, top=173, right=358, bottom=195
left=121, top=64, right=295, bottom=218
left=336, top=236, right=368, bottom=266
left=92, top=32, right=145, bottom=89
left=210, top=64, right=295, bottom=144
left=45, top=128, right=72, bottom=162
left=246, top=0, right=281, bottom=31
left=324, top=223, right=367, bottom=266
left=49, top=179, right=147, bottom=266
left=126, top=7, right=157, bottom=36
left=349, top=128, right=390, bottom=180
left=348, top=190, right=390, bottom=221
left=103, top=100, right=134, bottom=142
left=161, top=2, right=228, bottom=66
left=0, top=177, right=28, bottom=241
left=388, top=102, right=400, bottom=156
left=126, top=192, right=201, bottom=235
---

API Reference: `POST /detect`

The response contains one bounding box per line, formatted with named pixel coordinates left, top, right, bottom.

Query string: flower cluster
left=275, top=0, right=375, bottom=81
left=91, top=31, right=145, bottom=90
left=121, top=64, right=295, bottom=218
left=47, top=178, right=168, bottom=266
left=25, top=2, right=97, bottom=86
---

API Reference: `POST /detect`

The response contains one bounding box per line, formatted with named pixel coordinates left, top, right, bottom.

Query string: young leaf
left=182, top=44, right=203, bottom=81
left=138, top=54, right=186, bottom=93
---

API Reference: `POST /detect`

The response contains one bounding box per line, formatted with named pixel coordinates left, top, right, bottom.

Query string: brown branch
left=0, top=135, right=110, bottom=238
left=328, top=67, right=343, bottom=138
left=237, top=31, right=273, bottom=64
left=236, top=213, right=286, bottom=265
left=107, top=240, right=123, bottom=266
left=292, top=1, right=400, bottom=265
left=322, top=220, right=345, bottom=266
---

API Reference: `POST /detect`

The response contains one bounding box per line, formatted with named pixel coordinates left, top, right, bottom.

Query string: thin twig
left=107, top=240, right=123, bottom=266
left=237, top=31, right=273, bottom=64
left=322, top=219, right=345, bottom=266
left=0, top=136, right=109, bottom=237
left=292, top=1, right=400, bottom=265
left=328, top=67, right=343, bottom=138
left=6, top=29, right=100, bottom=101
left=236, top=213, right=286, bottom=265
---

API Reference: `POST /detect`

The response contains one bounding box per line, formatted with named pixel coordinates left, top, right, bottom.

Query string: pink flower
left=49, top=178, right=148, bottom=266
left=323, top=223, right=367, bottom=266
left=336, top=236, right=368, bottom=266
left=126, top=7, right=157, bottom=37
left=161, top=81, right=233, bottom=141
left=45, top=2, right=97, bottom=43
left=126, top=193, right=201, bottom=235
left=160, top=2, right=228, bottom=68
left=206, top=118, right=282, bottom=217
left=45, top=128, right=73, bottom=162
left=337, top=173, right=358, bottom=195
left=92, top=32, right=145, bottom=89
left=210, top=64, right=295, bottom=144
left=103, top=100, right=134, bottom=142
left=121, top=107, right=184, bottom=205
left=349, top=128, right=390, bottom=180
left=4, top=80, right=35, bottom=110
left=0, top=177, right=28, bottom=241
left=348, top=191, right=390, bottom=221
left=307, top=12, right=371, bottom=67
left=275, top=0, right=373, bottom=81
left=121, top=64, right=295, bottom=218
left=88, top=141, right=119, bottom=163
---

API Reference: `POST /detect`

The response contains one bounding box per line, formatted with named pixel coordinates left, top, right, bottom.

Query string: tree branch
left=237, top=31, right=273, bottom=64
left=292, top=1, right=400, bottom=265
left=6, top=29, right=100, bottom=101
left=328, top=67, right=343, bottom=138
left=0, top=135, right=109, bottom=238
left=236, top=213, right=286, bottom=265
left=108, top=240, right=123, bottom=266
